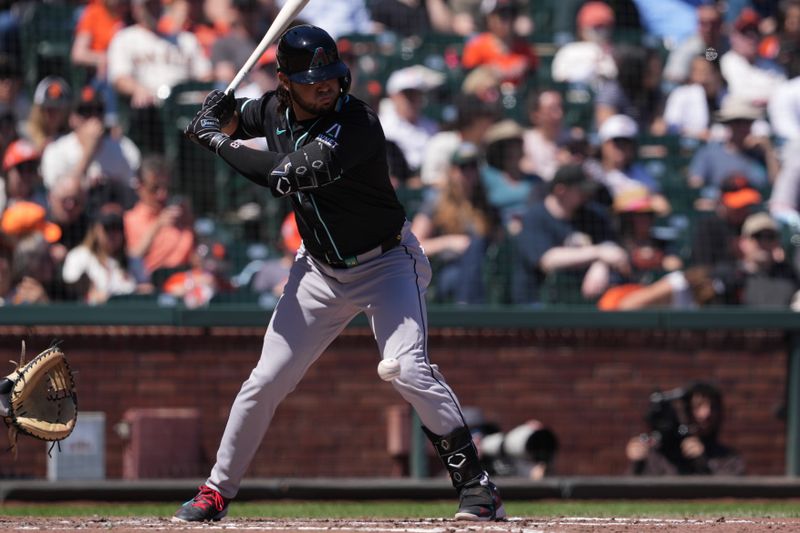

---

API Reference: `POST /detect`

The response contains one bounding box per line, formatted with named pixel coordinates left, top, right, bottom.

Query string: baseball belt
left=324, top=231, right=403, bottom=268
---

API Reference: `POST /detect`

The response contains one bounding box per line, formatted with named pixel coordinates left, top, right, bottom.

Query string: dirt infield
left=2, top=517, right=800, bottom=532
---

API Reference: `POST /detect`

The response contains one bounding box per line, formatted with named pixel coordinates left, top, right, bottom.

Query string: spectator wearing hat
left=107, top=0, right=212, bottom=153
left=460, top=65, right=504, bottom=105
left=420, top=93, right=498, bottom=189
left=512, top=163, right=628, bottom=305
left=613, top=186, right=681, bottom=274
left=0, top=138, right=47, bottom=213
left=480, top=119, right=536, bottom=229
left=691, top=175, right=764, bottom=270
left=596, top=186, right=683, bottom=311
left=551, top=1, right=618, bottom=87
left=411, top=142, right=499, bottom=304
left=688, top=96, right=776, bottom=193
left=41, top=86, right=140, bottom=214
left=726, top=212, right=800, bottom=308
left=586, top=114, right=670, bottom=216
left=664, top=3, right=727, bottom=86
left=23, top=76, right=72, bottom=152
left=720, top=7, right=786, bottom=107
left=124, top=154, right=196, bottom=276
left=379, top=65, right=444, bottom=176
left=462, top=0, right=538, bottom=85
left=62, top=203, right=148, bottom=305
left=521, top=89, right=571, bottom=183
left=663, top=54, right=727, bottom=140
left=0, top=201, right=62, bottom=304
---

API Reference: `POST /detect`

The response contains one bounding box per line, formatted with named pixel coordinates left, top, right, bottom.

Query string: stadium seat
left=484, top=233, right=516, bottom=305
left=18, top=2, right=79, bottom=92
left=158, top=81, right=221, bottom=215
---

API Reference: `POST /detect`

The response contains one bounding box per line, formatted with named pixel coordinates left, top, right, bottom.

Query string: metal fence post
left=410, top=409, right=429, bottom=478
left=786, top=332, right=800, bottom=476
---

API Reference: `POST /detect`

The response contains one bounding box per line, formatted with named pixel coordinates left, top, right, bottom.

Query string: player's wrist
left=206, top=132, right=230, bottom=153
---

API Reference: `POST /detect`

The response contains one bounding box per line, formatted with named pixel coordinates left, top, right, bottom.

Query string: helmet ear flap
left=339, top=68, right=352, bottom=96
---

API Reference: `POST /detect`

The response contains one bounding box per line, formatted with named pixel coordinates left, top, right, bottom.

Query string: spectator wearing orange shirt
left=158, top=0, right=228, bottom=58
left=71, top=0, right=130, bottom=82
left=462, top=0, right=538, bottom=85
left=123, top=154, right=195, bottom=276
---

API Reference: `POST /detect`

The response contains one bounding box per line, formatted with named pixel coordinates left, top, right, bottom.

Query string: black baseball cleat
left=172, top=484, right=229, bottom=522
left=454, top=477, right=507, bottom=521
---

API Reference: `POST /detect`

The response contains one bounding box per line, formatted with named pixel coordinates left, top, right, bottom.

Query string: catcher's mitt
left=0, top=341, right=77, bottom=457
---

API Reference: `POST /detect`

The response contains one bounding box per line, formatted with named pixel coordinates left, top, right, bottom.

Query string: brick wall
left=0, top=325, right=787, bottom=479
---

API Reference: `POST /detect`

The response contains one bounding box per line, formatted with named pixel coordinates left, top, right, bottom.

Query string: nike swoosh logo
left=276, top=128, right=286, bottom=135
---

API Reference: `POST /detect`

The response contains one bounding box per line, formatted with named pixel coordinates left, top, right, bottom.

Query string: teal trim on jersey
left=239, top=99, right=257, bottom=137
left=334, top=95, right=349, bottom=112
left=289, top=113, right=341, bottom=260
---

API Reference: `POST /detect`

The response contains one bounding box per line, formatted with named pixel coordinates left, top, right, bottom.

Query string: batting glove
left=185, top=106, right=229, bottom=154
left=202, top=89, right=236, bottom=126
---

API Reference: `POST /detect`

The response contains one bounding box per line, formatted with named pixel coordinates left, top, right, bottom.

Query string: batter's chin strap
left=423, top=426, right=485, bottom=491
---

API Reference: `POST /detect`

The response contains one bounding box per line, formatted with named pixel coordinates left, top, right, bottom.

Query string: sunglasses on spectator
left=455, top=160, right=479, bottom=170
left=144, top=182, right=169, bottom=193
left=12, top=161, right=39, bottom=175
left=611, top=137, right=635, bottom=146
left=492, top=7, right=517, bottom=19
left=751, top=230, right=779, bottom=243
left=77, top=105, right=104, bottom=118
left=102, top=220, right=124, bottom=232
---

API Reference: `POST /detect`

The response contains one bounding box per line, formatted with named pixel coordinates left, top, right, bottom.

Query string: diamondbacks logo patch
left=325, top=123, right=342, bottom=138
left=309, top=47, right=331, bottom=69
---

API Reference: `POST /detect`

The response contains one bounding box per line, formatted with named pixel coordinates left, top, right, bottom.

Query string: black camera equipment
left=480, top=423, right=559, bottom=476
left=646, top=387, right=695, bottom=450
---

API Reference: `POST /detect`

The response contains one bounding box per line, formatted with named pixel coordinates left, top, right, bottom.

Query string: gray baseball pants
left=207, top=222, right=466, bottom=498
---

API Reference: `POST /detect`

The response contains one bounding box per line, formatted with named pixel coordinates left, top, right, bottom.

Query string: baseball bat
left=224, top=0, right=311, bottom=95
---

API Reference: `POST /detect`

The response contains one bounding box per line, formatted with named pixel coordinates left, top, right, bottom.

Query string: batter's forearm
left=217, top=142, right=286, bottom=188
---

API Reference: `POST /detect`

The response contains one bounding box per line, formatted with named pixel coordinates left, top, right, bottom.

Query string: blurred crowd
left=1, top=0, right=800, bottom=309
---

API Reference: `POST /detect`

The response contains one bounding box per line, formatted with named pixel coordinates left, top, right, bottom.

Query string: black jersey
left=233, top=92, right=406, bottom=263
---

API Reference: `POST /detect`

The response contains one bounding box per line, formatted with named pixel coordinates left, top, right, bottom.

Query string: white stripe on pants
left=207, top=222, right=466, bottom=498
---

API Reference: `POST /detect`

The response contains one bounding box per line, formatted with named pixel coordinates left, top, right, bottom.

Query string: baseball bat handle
left=224, top=0, right=311, bottom=95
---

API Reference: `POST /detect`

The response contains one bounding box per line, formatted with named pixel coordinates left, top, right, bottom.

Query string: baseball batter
left=173, top=25, right=505, bottom=523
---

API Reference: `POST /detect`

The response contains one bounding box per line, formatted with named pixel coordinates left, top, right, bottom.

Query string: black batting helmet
left=277, top=25, right=351, bottom=94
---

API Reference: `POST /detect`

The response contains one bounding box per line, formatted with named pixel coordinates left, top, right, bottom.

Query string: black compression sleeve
left=217, top=142, right=288, bottom=188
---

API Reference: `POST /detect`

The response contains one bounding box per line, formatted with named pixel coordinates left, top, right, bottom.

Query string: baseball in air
left=705, top=47, right=718, bottom=61
left=377, top=358, right=401, bottom=381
